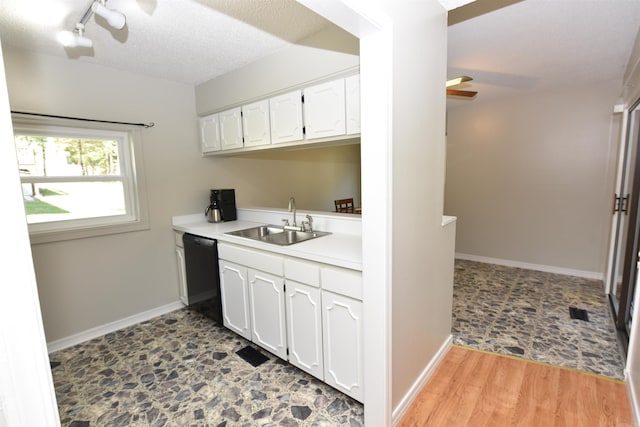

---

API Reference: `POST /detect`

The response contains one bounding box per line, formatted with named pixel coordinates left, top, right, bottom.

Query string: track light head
left=57, top=23, right=93, bottom=48
left=91, top=1, right=126, bottom=30
left=57, top=0, right=125, bottom=49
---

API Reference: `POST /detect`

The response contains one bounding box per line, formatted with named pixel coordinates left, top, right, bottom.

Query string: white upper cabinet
left=242, top=100, right=271, bottom=147
left=304, top=79, right=346, bottom=140
left=219, top=107, right=244, bottom=150
left=200, top=73, right=360, bottom=155
left=269, top=90, right=304, bottom=144
left=199, top=114, right=221, bottom=153
left=345, top=75, right=361, bottom=135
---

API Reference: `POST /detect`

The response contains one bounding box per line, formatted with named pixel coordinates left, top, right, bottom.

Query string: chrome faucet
left=302, top=214, right=313, bottom=232
left=288, top=197, right=297, bottom=228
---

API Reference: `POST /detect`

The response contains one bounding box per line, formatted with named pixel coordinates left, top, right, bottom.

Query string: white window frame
left=12, top=117, right=149, bottom=244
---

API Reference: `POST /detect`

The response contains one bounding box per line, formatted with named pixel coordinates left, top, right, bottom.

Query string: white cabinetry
left=269, top=90, right=304, bottom=144
left=219, top=260, right=251, bottom=340
left=242, top=100, right=271, bottom=147
left=217, top=241, right=363, bottom=403
left=199, top=114, right=221, bottom=153
left=322, top=290, right=363, bottom=402
left=303, top=79, right=346, bottom=139
left=248, top=269, right=287, bottom=359
left=284, top=258, right=323, bottom=379
left=218, top=243, right=286, bottom=355
left=345, top=74, right=361, bottom=135
left=174, top=232, right=188, bottom=305
left=219, top=107, right=244, bottom=150
left=200, top=73, right=360, bottom=155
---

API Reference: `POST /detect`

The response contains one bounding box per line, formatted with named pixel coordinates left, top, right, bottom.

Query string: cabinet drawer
left=321, top=267, right=362, bottom=301
left=174, top=231, right=184, bottom=247
left=218, top=243, right=283, bottom=276
left=285, top=258, right=320, bottom=288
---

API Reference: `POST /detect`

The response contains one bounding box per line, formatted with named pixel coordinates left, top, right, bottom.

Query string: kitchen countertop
left=173, top=213, right=363, bottom=271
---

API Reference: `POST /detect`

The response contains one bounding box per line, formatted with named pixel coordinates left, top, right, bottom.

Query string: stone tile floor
left=50, top=259, right=625, bottom=426
left=452, top=259, right=625, bottom=379
left=50, top=308, right=364, bottom=427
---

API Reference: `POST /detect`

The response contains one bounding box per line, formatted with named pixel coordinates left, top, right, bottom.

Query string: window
left=12, top=119, right=149, bottom=243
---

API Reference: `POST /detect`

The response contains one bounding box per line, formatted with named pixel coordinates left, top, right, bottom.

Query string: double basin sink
left=225, top=225, right=330, bottom=246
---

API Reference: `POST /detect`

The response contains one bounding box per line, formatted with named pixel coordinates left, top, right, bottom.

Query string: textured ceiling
left=0, top=0, right=639, bottom=105
left=447, top=0, right=640, bottom=107
left=0, top=0, right=332, bottom=85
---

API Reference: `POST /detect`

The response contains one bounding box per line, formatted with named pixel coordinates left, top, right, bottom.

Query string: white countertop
left=173, top=210, right=363, bottom=271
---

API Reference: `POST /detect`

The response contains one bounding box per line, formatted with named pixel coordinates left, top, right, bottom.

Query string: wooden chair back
left=334, top=198, right=355, bottom=213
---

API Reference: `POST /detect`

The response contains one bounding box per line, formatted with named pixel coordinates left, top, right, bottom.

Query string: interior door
left=609, top=99, right=640, bottom=352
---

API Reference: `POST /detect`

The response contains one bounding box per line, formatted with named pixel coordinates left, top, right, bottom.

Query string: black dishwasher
left=182, top=233, right=223, bottom=324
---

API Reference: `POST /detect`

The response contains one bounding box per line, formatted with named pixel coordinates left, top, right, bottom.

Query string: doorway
left=608, top=98, right=640, bottom=354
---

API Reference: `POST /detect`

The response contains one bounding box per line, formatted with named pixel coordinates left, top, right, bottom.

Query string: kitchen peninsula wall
left=195, top=25, right=361, bottom=211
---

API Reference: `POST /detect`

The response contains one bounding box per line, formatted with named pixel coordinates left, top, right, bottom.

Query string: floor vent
left=236, top=345, right=269, bottom=367
left=569, top=306, right=589, bottom=322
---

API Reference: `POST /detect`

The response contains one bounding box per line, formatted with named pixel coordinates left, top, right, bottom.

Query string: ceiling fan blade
left=446, top=75, right=473, bottom=88
left=446, top=89, right=478, bottom=97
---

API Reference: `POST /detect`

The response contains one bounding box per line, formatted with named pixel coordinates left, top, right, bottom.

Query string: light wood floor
left=398, top=346, right=633, bottom=427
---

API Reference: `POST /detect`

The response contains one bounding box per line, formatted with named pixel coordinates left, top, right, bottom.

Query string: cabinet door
left=345, top=75, right=361, bottom=135
left=219, top=260, right=251, bottom=340
left=219, top=107, right=244, bottom=150
left=269, top=90, right=303, bottom=144
left=304, top=79, right=346, bottom=140
left=286, top=280, right=323, bottom=380
left=242, top=100, right=271, bottom=147
left=248, top=269, right=287, bottom=359
left=175, top=246, right=188, bottom=306
left=322, top=291, right=364, bottom=402
left=199, top=114, right=221, bottom=153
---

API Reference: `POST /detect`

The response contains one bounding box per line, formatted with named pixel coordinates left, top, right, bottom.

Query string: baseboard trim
left=47, top=301, right=185, bottom=353
left=625, top=369, right=640, bottom=427
left=455, top=253, right=603, bottom=280
left=391, top=335, right=453, bottom=426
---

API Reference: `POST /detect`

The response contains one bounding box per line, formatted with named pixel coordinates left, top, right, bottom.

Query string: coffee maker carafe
left=206, top=189, right=236, bottom=223
left=205, top=198, right=222, bottom=223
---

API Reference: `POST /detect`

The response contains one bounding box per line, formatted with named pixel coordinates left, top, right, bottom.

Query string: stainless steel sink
left=226, top=225, right=284, bottom=239
left=225, top=225, right=330, bottom=246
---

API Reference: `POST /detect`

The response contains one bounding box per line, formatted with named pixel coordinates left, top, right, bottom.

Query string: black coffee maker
left=206, top=189, right=237, bottom=222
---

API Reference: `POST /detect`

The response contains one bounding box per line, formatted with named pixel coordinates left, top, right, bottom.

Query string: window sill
left=28, top=218, right=149, bottom=245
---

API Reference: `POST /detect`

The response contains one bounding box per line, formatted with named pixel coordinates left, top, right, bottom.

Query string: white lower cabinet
left=219, top=260, right=251, bottom=340
left=174, top=232, right=188, bottom=306
left=322, top=291, right=364, bottom=402
left=248, top=269, right=287, bottom=359
left=218, top=242, right=363, bottom=403
left=286, top=280, right=324, bottom=379
left=176, top=246, right=188, bottom=305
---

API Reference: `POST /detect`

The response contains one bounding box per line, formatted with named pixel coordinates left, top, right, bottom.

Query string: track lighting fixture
left=91, top=1, right=126, bottom=30
left=58, top=0, right=126, bottom=49
left=57, top=23, right=93, bottom=48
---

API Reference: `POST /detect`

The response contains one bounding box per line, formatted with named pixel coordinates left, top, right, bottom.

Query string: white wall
left=445, top=80, right=622, bottom=275
left=3, top=48, right=207, bottom=343
left=383, top=1, right=454, bottom=413
left=195, top=25, right=359, bottom=114
left=0, top=41, right=60, bottom=427
left=220, top=144, right=361, bottom=211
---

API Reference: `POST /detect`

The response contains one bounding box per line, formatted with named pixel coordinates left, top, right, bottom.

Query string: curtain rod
left=10, top=111, right=155, bottom=128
